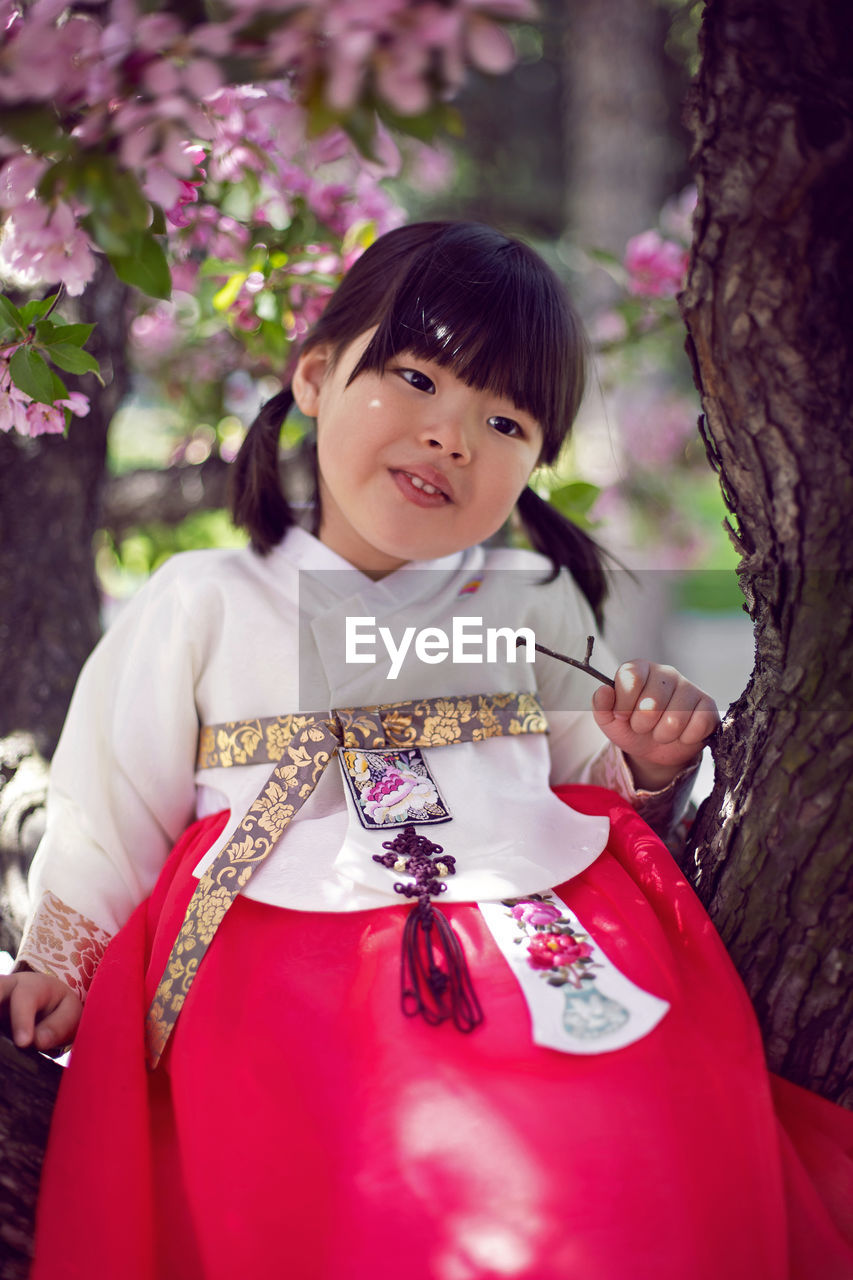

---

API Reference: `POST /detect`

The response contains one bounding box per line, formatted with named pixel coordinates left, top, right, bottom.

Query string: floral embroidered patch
left=478, top=891, right=671, bottom=1053
left=502, top=894, right=631, bottom=1040
left=339, top=747, right=452, bottom=828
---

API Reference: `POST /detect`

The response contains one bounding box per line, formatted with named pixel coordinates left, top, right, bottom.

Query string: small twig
left=516, top=634, right=615, bottom=688
left=42, top=285, right=64, bottom=321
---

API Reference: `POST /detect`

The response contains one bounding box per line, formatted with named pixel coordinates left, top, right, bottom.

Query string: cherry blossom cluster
left=0, top=0, right=530, bottom=300
left=0, top=346, right=88, bottom=436
left=128, top=80, right=411, bottom=383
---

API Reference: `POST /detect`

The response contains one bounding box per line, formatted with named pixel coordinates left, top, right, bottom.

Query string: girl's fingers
left=611, top=660, right=652, bottom=721
left=594, top=663, right=720, bottom=753
left=645, top=683, right=704, bottom=745
left=614, top=662, right=683, bottom=732
left=677, top=694, right=720, bottom=747
left=4, top=973, right=83, bottom=1050
left=32, top=991, right=83, bottom=1052
left=7, top=978, right=39, bottom=1047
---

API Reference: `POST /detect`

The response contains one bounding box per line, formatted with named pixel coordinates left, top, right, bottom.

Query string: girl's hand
left=592, top=660, right=720, bottom=792
left=0, top=970, right=83, bottom=1052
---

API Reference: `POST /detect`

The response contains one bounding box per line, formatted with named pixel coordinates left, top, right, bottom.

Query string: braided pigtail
left=516, top=486, right=608, bottom=629
left=229, top=388, right=296, bottom=555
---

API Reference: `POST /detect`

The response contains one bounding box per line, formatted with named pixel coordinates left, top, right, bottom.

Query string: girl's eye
left=488, top=416, right=524, bottom=438
left=397, top=368, right=435, bottom=394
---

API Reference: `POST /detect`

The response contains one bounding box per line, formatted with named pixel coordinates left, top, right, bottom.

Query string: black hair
left=230, top=221, right=608, bottom=623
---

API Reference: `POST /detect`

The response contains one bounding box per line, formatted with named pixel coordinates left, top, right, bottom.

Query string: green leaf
left=212, top=272, right=248, bottom=312
left=43, top=343, right=103, bottom=380
left=0, top=295, right=24, bottom=335
left=19, top=295, right=59, bottom=326
left=0, top=105, right=65, bottom=152
left=149, top=204, right=167, bottom=236
left=199, top=257, right=245, bottom=278
left=547, top=481, right=602, bottom=529
left=109, top=234, right=172, bottom=300
left=35, top=321, right=95, bottom=347
left=9, top=346, right=56, bottom=404
left=586, top=246, right=625, bottom=269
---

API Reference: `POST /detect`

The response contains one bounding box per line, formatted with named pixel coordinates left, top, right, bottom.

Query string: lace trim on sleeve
left=587, top=741, right=699, bottom=840
left=15, top=891, right=113, bottom=1001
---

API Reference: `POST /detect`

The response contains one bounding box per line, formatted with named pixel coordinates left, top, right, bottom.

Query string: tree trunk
left=0, top=268, right=130, bottom=759
left=0, top=1037, right=62, bottom=1280
left=563, top=0, right=685, bottom=297
left=0, top=267, right=130, bottom=947
left=680, top=0, right=853, bottom=1106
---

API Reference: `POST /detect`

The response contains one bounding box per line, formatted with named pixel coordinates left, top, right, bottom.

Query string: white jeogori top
left=26, top=528, right=655, bottom=943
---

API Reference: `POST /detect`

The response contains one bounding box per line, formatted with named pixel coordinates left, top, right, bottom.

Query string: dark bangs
left=307, top=223, right=586, bottom=464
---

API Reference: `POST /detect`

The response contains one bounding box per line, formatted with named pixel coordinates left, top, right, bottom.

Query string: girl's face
left=293, top=330, right=544, bottom=578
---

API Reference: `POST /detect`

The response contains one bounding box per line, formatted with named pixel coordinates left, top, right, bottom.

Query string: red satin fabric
left=32, top=786, right=853, bottom=1280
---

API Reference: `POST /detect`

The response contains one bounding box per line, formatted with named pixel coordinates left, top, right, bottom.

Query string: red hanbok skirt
left=31, top=786, right=853, bottom=1280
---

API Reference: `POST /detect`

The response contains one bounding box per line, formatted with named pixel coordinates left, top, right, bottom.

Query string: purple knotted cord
left=374, top=825, right=483, bottom=1033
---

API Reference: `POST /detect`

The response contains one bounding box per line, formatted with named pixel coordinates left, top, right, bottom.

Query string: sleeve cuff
left=587, top=741, right=699, bottom=839
left=15, top=890, right=113, bottom=1001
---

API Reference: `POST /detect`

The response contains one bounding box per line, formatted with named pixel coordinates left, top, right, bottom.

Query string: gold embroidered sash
left=146, top=692, right=547, bottom=1067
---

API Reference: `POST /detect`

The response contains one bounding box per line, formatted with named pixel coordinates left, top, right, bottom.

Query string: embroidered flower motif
left=363, top=764, right=439, bottom=824
left=527, top=933, right=594, bottom=970
left=344, top=750, right=370, bottom=786
left=510, top=901, right=562, bottom=927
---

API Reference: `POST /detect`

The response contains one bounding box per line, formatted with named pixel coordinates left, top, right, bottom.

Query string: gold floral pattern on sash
left=195, top=693, right=542, bottom=769
left=148, top=692, right=547, bottom=1068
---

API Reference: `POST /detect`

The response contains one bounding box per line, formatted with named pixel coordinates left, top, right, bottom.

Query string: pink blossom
left=22, top=400, right=65, bottom=436
left=511, top=901, right=563, bottom=927
left=624, top=230, right=688, bottom=299
left=230, top=295, right=260, bottom=332
left=169, top=259, right=201, bottom=293
left=163, top=144, right=206, bottom=227
left=0, top=356, right=67, bottom=436
left=660, top=185, right=698, bottom=244
left=0, top=153, right=48, bottom=209
left=135, top=13, right=183, bottom=53
left=56, top=391, right=89, bottom=417
left=465, top=14, right=516, bottom=74
left=130, top=303, right=180, bottom=359
left=0, top=198, right=96, bottom=295
left=406, top=142, right=455, bottom=196
left=617, top=390, right=698, bottom=468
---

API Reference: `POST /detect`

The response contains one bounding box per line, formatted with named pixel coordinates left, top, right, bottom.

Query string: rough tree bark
left=0, top=267, right=130, bottom=759
left=680, top=0, right=853, bottom=1106
left=0, top=1038, right=61, bottom=1280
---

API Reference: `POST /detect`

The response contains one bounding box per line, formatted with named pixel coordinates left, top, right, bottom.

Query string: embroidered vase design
left=562, top=986, right=630, bottom=1039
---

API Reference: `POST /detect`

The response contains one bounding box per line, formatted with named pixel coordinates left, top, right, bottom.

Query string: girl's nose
left=420, top=418, right=472, bottom=463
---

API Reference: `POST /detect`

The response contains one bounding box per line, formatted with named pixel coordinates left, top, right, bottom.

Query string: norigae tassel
left=373, top=825, right=483, bottom=1033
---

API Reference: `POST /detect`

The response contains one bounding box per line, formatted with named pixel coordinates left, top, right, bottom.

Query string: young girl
left=3, top=222, right=852, bottom=1280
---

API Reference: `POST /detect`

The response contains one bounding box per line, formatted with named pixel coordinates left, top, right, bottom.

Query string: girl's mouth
left=391, top=469, right=452, bottom=507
